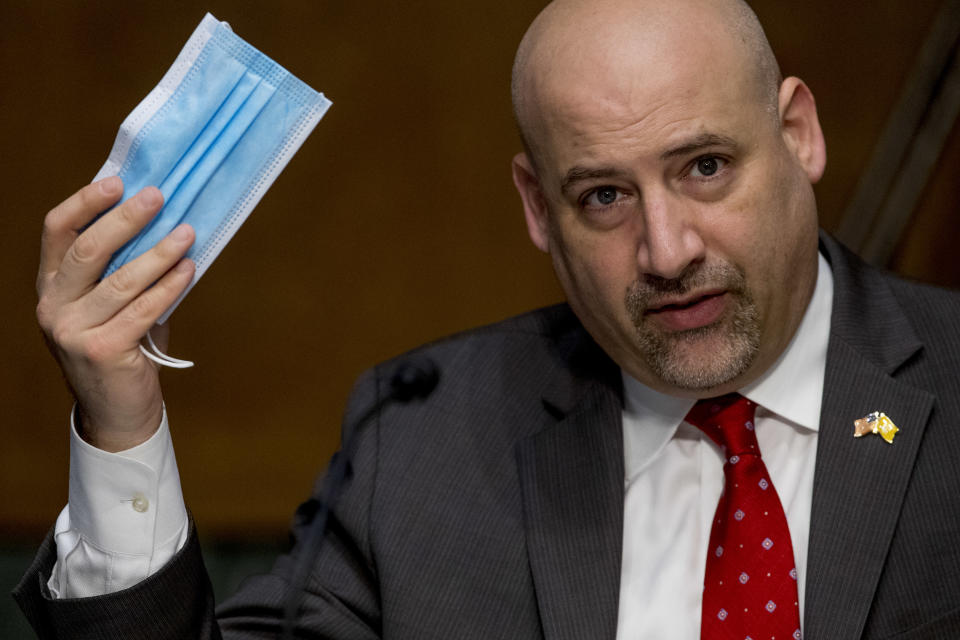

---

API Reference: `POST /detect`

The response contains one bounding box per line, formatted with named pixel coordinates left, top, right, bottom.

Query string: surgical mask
left=92, top=13, right=331, bottom=367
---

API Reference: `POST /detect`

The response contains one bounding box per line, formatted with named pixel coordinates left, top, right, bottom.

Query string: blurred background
left=2, top=0, right=958, bottom=634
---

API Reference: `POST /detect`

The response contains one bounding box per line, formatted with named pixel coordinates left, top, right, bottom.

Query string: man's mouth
left=644, top=290, right=729, bottom=332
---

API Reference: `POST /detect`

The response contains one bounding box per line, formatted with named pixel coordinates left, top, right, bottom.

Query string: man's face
left=516, top=38, right=823, bottom=397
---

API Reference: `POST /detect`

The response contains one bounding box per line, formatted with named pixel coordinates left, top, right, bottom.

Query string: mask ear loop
left=140, top=325, right=194, bottom=369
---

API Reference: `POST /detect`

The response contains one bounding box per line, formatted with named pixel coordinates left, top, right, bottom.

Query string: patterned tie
left=685, top=394, right=802, bottom=640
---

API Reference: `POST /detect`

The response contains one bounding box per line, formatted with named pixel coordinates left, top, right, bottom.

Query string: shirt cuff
left=67, top=406, right=188, bottom=556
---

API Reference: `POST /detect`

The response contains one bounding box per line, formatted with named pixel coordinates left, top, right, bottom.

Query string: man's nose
left=635, top=196, right=706, bottom=280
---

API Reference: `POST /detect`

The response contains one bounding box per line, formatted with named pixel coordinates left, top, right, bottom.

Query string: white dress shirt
left=51, top=255, right=833, bottom=638
left=48, top=410, right=188, bottom=598
left=616, top=253, right=833, bottom=639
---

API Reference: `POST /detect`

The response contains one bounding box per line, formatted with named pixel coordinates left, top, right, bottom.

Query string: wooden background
left=1, top=0, right=957, bottom=542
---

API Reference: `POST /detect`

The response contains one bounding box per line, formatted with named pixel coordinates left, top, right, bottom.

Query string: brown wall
left=1, top=0, right=956, bottom=541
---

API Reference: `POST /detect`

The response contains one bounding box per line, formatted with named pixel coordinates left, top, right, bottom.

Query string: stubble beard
left=625, top=263, right=761, bottom=391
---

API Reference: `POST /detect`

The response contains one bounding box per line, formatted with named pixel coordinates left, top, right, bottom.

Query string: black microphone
left=281, top=356, right=440, bottom=638
left=389, top=356, right=440, bottom=401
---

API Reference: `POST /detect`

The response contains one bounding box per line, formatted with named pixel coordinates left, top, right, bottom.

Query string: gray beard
left=625, top=263, right=761, bottom=391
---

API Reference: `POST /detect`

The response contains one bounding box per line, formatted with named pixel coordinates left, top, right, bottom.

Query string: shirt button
left=131, top=494, right=149, bottom=513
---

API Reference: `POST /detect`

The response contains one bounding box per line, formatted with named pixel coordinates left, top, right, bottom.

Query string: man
left=16, top=0, right=960, bottom=638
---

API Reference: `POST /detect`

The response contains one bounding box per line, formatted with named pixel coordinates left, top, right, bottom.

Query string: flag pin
left=853, top=411, right=899, bottom=444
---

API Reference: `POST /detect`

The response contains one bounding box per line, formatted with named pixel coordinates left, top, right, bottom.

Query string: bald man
left=16, top=0, right=960, bottom=638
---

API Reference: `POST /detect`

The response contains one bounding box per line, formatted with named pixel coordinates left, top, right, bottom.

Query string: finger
left=97, top=257, right=196, bottom=350
left=38, top=177, right=124, bottom=286
left=78, top=223, right=195, bottom=326
left=51, top=186, right=165, bottom=300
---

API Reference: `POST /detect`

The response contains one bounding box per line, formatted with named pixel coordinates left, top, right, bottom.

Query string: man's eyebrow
left=559, top=134, right=740, bottom=196
left=560, top=166, right=623, bottom=197
left=660, top=133, right=739, bottom=161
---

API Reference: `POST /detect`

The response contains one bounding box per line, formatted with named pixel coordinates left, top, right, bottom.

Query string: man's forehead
left=529, top=19, right=714, bottom=96
left=514, top=0, right=778, bottom=172
left=518, top=5, right=757, bottom=143
left=538, top=64, right=726, bottom=128
left=531, top=63, right=755, bottom=172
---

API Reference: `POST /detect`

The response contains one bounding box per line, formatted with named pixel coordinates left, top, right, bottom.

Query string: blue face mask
left=92, top=13, right=331, bottom=367
left=94, top=13, right=331, bottom=367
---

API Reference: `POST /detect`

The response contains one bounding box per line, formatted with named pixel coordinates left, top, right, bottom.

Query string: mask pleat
left=190, top=77, right=308, bottom=263
left=158, top=72, right=263, bottom=202
left=111, top=72, right=277, bottom=270
left=103, top=54, right=253, bottom=276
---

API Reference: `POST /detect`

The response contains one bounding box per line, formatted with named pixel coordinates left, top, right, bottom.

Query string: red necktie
left=685, top=394, right=801, bottom=640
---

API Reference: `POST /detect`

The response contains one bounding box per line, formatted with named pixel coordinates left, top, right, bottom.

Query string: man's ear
left=512, top=152, right=551, bottom=253
left=778, top=77, right=827, bottom=184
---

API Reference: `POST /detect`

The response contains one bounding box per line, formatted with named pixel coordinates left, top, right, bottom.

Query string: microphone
left=281, top=356, right=440, bottom=638
left=389, top=356, right=440, bottom=402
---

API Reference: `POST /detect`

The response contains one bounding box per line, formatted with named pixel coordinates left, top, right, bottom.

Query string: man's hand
left=36, top=176, right=196, bottom=452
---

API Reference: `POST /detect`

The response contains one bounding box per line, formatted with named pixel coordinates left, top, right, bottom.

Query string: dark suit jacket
left=14, top=234, right=960, bottom=639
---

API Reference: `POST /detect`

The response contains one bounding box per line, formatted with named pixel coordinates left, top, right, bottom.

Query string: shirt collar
left=622, top=252, right=833, bottom=479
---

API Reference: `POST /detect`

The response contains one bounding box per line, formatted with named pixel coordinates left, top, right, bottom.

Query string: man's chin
left=636, top=324, right=759, bottom=392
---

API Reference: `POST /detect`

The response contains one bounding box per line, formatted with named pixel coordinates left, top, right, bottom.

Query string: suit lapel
left=516, top=324, right=624, bottom=640
left=804, top=235, right=935, bottom=639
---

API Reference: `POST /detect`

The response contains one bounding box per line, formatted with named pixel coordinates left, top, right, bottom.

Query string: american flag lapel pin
left=853, top=411, right=899, bottom=444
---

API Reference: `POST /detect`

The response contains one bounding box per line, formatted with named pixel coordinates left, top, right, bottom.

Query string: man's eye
left=689, top=156, right=725, bottom=178
left=585, top=186, right=620, bottom=207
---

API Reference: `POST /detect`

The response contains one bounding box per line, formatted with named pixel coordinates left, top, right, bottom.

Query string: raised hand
left=36, top=177, right=195, bottom=452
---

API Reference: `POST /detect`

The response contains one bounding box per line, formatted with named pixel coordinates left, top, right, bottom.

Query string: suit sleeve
left=13, top=520, right=221, bottom=639
left=13, top=368, right=385, bottom=639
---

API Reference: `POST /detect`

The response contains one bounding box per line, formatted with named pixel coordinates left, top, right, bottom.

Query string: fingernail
left=99, top=176, right=122, bottom=195
left=175, top=259, right=194, bottom=273
left=139, top=187, right=162, bottom=208
left=171, top=224, right=192, bottom=242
